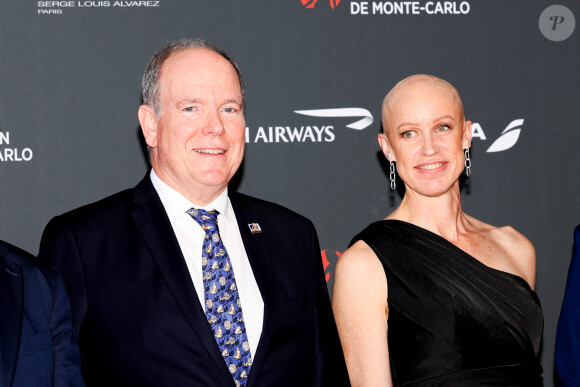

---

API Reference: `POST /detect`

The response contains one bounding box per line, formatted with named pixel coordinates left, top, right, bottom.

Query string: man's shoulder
left=50, top=174, right=153, bottom=224
left=0, top=240, right=57, bottom=284
left=38, top=184, right=148, bottom=265
left=230, top=192, right=313, bottom=226
left=0, top=240, right=34, bottom=262
left=56, top=187, right=135, bottom=221
left=58, top=171, right=160, bottom=229
left=40, top=185, right=143, bottom=248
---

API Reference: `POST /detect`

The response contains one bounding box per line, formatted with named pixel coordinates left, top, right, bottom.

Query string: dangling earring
left=387, top=152, right=396, bottom=190
left=464, top=140, right=471, bottom=177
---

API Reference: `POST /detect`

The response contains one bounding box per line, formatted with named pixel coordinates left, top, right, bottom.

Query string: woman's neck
left=388, top=183, right=472, bottom=242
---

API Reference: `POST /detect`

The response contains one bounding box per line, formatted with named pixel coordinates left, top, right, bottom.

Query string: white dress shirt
left=150, top=170, right=264, bottom=357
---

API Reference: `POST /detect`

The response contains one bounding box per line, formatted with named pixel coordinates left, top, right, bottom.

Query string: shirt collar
left=150, top=169, right=235, bottom=224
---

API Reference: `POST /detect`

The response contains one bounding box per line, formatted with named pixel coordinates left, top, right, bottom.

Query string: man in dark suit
left=38, top=39, right=349, bottom=386
left=0, top=240, right=84, bottom=387
left=555, top=224, right=580, bottom=386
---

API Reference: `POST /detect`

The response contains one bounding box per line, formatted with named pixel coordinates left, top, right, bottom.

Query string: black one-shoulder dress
left=351, top=220, right=543, bottom=386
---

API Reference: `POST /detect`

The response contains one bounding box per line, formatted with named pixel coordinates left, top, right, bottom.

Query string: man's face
left=141, top=48, right=245, bottom=205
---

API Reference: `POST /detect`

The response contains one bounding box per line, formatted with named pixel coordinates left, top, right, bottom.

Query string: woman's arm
left=332, top=241, right=393, bottom=387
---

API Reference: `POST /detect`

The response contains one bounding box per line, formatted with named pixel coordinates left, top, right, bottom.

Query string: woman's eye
left=402, top=131, right=415, bottom=138
left=436, top=124, right=451, bottom=132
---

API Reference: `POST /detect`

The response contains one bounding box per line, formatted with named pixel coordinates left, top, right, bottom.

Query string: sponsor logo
left=295, top=108, right=373, bottom=130
left=471, top=118, right=524, bottom=153
left=484, top=119, right=523, bottom=153
left=0, top=130, right=34, bottom=162
left=539, top=5, right=575, bottom=42
left=245, top=125, right=335, bottom=143
left=37, top=1, right=160, bottom=15
left=246, top=108, right=522, bottom=151
left=301, top=0, right=341, bottom=10
left=321, top=250, right=342, bottom=282
left=350, top=1, right=470, bottom=15
left=245, top=107, right=373, bottom=144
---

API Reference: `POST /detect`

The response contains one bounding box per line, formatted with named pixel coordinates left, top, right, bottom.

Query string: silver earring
left=464, top=141, right=471, bottom=177
left=387, top=152, right=396, bottom=190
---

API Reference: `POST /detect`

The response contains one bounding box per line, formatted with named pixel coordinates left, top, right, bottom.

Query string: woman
left=332, top=75, right=543, bottom=386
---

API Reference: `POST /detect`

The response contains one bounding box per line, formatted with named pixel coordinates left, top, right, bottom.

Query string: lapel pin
left=248, top=223, right=262, bottom=234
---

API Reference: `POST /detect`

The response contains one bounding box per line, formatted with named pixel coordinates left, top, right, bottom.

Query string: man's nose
left=202, top=111, right=225, bottom=136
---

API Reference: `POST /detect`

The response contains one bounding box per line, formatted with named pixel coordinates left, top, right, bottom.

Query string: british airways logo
left=245, top=107, right=522, bottom=151
left=484, top=119, right=523, bottom=153
left=294, top=108, right=374, bottom=130
left=244, top=107, right=373, bottom=144
left=471, top=118, right=524, bottom=153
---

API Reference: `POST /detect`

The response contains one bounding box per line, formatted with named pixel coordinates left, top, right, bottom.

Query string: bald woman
left=332, top=75, right=543, bottom=386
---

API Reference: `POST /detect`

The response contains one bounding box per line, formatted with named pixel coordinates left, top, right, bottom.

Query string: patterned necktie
left=186, top=208, right=252, bottom=387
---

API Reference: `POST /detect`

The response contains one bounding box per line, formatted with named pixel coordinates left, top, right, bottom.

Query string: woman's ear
left=378, top=133, right=395, bottom=161
left=463, top=120, right=473, bottom=149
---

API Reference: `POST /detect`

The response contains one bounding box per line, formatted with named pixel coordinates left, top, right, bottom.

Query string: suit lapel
left=0, top=248, right=23, bottom=387
left=129, top=175, right=233, bottom=382
left=229, top=195, right=277, bottom=386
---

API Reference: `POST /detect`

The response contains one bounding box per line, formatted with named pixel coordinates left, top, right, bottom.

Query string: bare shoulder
left=491, top=225, right=535, bottom=260
left=333, top=239, right=388, bottom=302
left=489, top=225, right=537, bottom=288
left=338, top=240, right=383, bottom=269
left=465, top=214, right=535, bottom=258
left=493, top=225, right=534, bottom=247
left=463, top=214, right=536, bottom=288
left=334, top=241, right=387, bottom=290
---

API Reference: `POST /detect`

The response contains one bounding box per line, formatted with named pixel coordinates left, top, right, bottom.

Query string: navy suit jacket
left=555, top=225, right=580, bottom=386
left=0, top=240, right=83, bottom=387
left=38, top=174, right=350, bottom=386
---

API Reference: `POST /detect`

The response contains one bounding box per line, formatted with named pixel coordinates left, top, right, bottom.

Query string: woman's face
left=379, top=79, right=471, bottom=198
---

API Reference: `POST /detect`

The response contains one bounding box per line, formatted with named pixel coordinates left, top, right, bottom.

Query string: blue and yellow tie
left=186, top=208, right=252, bottom=387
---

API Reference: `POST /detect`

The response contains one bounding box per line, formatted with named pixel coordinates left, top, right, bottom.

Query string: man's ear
left=139, top=105, right=158, bottom=148
left=378, top=133, right=395, bottom=161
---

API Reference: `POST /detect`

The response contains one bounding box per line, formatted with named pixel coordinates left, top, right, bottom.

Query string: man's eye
left=436, top=125, right=451, bottom=132
left=402, top=131, right=415, bottom=138
left=223, top=107, right=237, bottom=113
left=184, top=107, right=195, bottom=112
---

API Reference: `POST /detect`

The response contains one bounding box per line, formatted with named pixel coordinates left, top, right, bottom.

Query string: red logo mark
left=301, top=0, right=341, bottom=9
left=321, top=250, right=342, bottom=282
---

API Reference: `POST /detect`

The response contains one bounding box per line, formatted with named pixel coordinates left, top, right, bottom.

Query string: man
left=0, top=240, right=83, bottom=387
left=38, top=39, right=349, bottom=386
left=555, top=224, right=580, bottom=386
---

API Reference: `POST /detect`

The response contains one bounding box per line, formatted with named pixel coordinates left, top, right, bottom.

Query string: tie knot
left=186, top=208, right=220, bottom=232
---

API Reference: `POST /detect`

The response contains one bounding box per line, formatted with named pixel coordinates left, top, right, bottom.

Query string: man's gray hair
left=141, top=38, right=245, bottom=117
